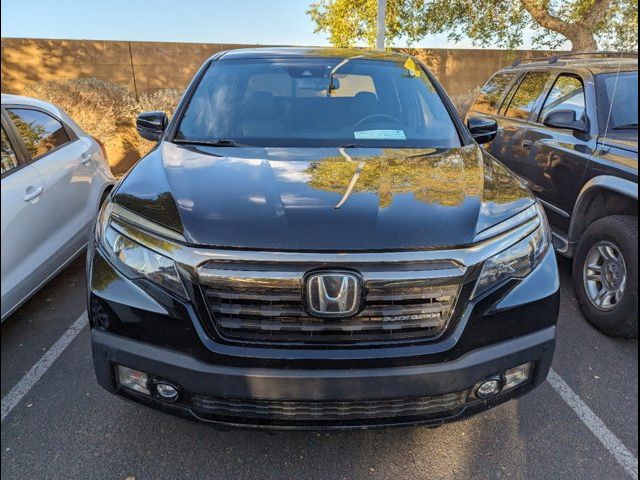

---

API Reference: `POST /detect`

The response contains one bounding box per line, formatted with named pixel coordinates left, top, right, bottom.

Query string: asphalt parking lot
left=1, top=255, right=637, bottom=480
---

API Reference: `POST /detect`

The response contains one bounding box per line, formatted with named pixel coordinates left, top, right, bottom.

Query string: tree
left=307, top=0, right=639, bottom=52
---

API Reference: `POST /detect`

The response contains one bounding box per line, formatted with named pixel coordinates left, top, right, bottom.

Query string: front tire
left=573, top=215, right=638, bottom=338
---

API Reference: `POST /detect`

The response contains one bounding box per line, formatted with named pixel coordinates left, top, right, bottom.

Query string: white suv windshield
left=176, top=58, right=461, bottom=148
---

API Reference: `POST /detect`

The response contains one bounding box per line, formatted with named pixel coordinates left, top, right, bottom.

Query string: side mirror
left=136, top=111, right=168, bottom=141
left=542, top=109, right=587, bottom=133
left=467, top=115, right=498, bottom=144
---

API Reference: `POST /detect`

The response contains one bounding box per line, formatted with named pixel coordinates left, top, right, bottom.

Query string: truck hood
left=113, top=142, right=534, bottom=251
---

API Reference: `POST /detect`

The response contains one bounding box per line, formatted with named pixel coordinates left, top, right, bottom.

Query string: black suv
left=88, top=48, right=559, bottom=429
left=467, top=54, right=638, bottom=338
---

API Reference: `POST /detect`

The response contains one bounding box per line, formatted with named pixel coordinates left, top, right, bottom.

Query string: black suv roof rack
left=511, top=51, right=638, bottom=67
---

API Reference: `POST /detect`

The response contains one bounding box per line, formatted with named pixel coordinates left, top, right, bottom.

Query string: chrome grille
left=198, top=261, right=465, bottom=344
left=191, top=391, right=467, bottom=421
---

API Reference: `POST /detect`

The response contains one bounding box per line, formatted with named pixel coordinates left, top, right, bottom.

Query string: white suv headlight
left=98, top=202, right=187, bottom=298
left=473, top=205, right=550, bottom=298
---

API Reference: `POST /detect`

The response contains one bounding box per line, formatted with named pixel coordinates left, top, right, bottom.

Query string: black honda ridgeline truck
left=88, top=48, right=559, bottom=429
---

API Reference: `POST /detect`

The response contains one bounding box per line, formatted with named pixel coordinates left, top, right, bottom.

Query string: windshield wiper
left=173, top=139, right=245, bottom=147
left=612, top=123, right=638, bottom=130
left=339, top=143, right=366, bottom=149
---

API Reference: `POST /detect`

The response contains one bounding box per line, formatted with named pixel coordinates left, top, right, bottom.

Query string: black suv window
left=540, top=74, right=585, bottom=123
left=6, top=108, right=70, bottom=160
left=505, top=72, right=550, bottom=120
left=596, top=71, right=638, bottom=136
left=1, top=127, right=20, bottom=175
left=472, top=72, right=517, bottom=115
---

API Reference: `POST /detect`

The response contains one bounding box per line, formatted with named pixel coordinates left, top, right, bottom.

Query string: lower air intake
left=191, top=391, right=468, bottom=421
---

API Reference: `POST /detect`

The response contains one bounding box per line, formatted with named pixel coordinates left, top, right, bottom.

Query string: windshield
left=597, top=71, right=638, bottom=137
left=175, top=58, right=461, bottom=148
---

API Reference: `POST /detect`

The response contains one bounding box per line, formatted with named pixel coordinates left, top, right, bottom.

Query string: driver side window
left=540, top=74, right=585, bottom=123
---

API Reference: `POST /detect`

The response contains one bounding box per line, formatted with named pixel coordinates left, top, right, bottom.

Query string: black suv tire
left=573, top=215, right=638, bottom=338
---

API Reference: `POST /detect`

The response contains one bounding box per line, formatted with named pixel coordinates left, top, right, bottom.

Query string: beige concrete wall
left=0, top=38, right=257, bottom=95
left=1, top=38, right=562, bottom=98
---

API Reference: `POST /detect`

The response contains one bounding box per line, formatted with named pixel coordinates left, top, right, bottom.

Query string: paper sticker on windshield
left=354, top=130, right=406, bottom=140
left=404, top=58, right=421, bottom=77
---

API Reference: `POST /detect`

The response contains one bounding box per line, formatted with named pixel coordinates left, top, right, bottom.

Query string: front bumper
left=92, top=325, right=555, bottom=429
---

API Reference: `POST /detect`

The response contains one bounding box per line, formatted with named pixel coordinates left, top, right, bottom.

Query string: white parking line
left=1, top=311, right=88, bottom=423
left=548, top=368, right=639, bottom=479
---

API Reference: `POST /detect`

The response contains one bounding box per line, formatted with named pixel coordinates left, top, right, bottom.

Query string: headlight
left=473, top=205, right=550, bottom=298
left=98, top=202, right=187, bottom=298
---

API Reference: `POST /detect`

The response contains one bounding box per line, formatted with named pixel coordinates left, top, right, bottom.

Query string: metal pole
left=376, top=0, right=387, bottom=51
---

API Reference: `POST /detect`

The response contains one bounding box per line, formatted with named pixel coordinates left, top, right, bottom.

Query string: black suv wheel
left=573, top=215, right=638, bottom=338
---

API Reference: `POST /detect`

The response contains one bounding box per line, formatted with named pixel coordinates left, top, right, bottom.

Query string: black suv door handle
left=522, top=140, right=533, bottom=151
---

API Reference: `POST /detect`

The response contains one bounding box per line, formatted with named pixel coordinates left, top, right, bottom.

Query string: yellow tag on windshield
left=404, top=58, right=421, bottom=77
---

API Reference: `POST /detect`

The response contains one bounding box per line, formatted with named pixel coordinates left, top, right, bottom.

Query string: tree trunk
left=520, top=0, right=605, bottom=52
left=566, top=28, right=599, bottom=52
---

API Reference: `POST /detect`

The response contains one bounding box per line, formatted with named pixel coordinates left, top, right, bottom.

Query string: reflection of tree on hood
left=305, top=148, right=483, bottom=208
left=481, top=157, right=531, bottom=206
left=305, top=147, right=528, bottom=209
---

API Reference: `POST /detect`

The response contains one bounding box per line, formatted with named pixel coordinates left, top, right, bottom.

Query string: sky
left=0, top=0, right=554, bottom=49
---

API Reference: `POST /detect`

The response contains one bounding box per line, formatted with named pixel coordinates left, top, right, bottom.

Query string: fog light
left=116, top=365, right=150, bottom=395
left=504, top=362, right=532, bottom=390
left=475, top=377, right=504, bottom=399
left=154, top=382, right=179, bottom=402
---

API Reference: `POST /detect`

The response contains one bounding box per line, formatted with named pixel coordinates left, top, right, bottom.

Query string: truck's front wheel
left=573, top=215, right=638, bottom=338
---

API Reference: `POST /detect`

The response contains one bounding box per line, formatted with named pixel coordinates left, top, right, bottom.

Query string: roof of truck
left=504, top=56, right=637, bottom=75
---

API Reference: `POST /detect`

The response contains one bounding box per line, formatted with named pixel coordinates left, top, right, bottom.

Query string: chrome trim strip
left=198, top=269, right=302, bottom=289
left=110, top=213, right=541, bottom=274
left=110, top=203, right=187, bottom=243
left=197, top=267, right=465, bottom=288
left=361, top=268, right=466, bottom=282
left=473, top=204, right=538, bottom=243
